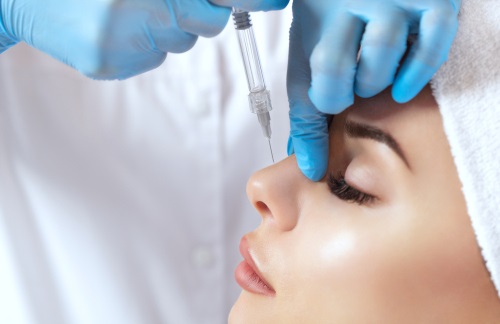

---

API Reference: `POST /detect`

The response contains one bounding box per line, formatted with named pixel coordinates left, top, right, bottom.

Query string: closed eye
left=327, top=172, right=376, bottom=205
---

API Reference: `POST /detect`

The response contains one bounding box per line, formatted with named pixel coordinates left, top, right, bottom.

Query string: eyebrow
left=344, top=119, right=410, bottom=168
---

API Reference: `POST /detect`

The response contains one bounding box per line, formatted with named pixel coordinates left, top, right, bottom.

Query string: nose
left=246, top=156, right=308, bottom=231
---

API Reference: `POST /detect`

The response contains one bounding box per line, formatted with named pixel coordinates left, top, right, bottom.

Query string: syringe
left=232, top=8, right=275, bottom=163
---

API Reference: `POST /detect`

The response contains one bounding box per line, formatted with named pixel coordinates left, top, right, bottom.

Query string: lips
left=235, top=236, right=276, bottom=297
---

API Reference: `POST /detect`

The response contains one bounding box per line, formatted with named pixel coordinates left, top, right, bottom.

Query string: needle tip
left=268, top=139, right=275, bottom=163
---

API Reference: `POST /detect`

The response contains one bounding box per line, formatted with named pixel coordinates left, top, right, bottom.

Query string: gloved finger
left=95, top=51, right=168, bottom=80
left=169, top=0, right=231, bottom=38
left=89, top=3, right=177, bottom=78
left=151, top=29, right=199, bottom=54
left=308, top=14, right=365, bottom=114
left=0, top=17, right=17, bottom=53
left=209, top=0, right=290, bottom=12
left=355, top=14, right=409, bottom=98
left=104, top=1, right=199, bottom=55
left=288, top=16, right=329, bottom=181
left=392, top=4, right=459, bottom=103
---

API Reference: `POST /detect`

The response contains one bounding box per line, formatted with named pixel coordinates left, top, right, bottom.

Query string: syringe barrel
left=233, top=10, right=266, bottom=93
left=233, top=8, right=273, bottom=140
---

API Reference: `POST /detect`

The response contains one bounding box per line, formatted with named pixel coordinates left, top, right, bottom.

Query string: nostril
left=255, top=201, right=272, bottom=219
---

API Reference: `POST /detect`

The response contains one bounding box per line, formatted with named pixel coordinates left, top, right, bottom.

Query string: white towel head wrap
left=431, top=0, right=500, bottom=296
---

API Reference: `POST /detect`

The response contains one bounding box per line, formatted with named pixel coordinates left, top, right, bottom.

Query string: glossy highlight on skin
left=229, top=86, right=500, bottom=324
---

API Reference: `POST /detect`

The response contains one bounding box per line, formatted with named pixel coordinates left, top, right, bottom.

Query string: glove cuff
left=0, top=10, right=18, bottom=53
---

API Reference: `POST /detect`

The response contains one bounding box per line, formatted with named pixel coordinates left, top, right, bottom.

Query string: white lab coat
left=0, top=9, right=291, bottom=324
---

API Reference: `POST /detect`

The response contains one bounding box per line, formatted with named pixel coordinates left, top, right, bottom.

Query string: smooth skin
left=230, top=86, right=500, bottom=323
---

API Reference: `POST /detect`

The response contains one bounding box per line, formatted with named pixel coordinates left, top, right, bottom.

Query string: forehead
left=346, top=86, right=439, bottom=132
left=330, top=86, right=446, bottom=172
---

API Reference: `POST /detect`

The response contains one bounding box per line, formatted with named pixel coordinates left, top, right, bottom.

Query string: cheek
left=275, top=200, right=476, bottom=311
left=252, top=190, right=483, bottom=321
left=397, top=207, right=483, bottom=296
left=280, top=198, right=375, bottom=297
left=271, top=201, right=400, bottom=321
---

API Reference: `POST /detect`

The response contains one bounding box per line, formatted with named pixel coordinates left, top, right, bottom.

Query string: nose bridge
left=246, top=157, right=304, bottom=231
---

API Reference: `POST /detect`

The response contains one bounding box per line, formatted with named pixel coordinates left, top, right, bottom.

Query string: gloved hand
left=287, top=0, right=461, bottom=181
left=0, top=0, right=288, bottom=79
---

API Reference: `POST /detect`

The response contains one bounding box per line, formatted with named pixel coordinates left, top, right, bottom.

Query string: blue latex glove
left=0, top=0, right=288, bottom=79
left=288, top=0, right=461, bottom=181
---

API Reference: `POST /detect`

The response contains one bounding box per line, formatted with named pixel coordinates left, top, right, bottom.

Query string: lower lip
left=235, top=260, right=276, bottom=297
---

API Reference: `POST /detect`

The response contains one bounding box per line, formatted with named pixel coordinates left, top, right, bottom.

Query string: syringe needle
left=268, top=139, right=275, bottom=163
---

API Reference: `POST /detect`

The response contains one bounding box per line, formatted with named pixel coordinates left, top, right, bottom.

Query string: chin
left=229, top=291, right=276, bottom=324
left=228, top=294, right=246, bottom=324
left=228, top=302, right=240, bottom=324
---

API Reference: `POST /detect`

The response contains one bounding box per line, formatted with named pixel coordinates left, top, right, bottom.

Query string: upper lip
left=239, top=236, right=275, bottom=292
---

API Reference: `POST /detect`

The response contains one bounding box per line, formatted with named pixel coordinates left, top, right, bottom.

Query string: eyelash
left=327, top=173, right=376, bottom=205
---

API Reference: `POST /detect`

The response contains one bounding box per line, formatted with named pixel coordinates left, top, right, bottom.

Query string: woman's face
left=229, top=86, right=500, bottom=323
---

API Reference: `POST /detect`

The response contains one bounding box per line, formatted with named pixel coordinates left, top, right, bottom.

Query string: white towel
left=431, top=0, right=500, bottom=295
